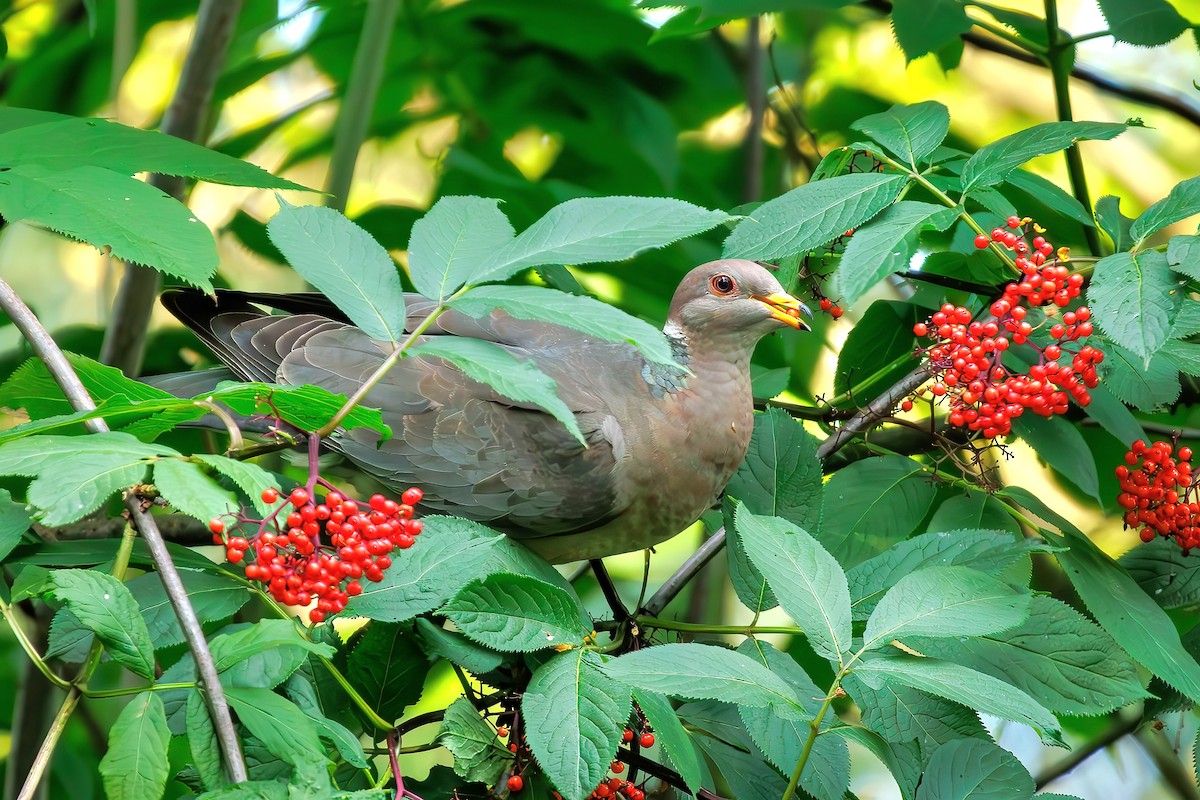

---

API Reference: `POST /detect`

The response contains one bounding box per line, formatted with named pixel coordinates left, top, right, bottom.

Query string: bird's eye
left=710, top=274, right=736, bottom=296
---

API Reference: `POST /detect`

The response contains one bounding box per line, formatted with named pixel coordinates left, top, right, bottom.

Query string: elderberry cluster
left=1117, top=440, right=1200, bottom=553
left=910, top=217, right=1104, bottom=438
left=500, top=722, right=655, bottom=798
left=210, top=485, right=424, bottom=623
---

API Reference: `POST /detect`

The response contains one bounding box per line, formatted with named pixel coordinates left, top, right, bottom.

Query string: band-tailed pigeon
left=162, top=259, right=808, bottom=563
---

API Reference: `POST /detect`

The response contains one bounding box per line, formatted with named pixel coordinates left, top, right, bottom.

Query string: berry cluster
left=1117, top=440, right=1200, bottom=553
left=210, top=485, right=424, bottom=623
left=818, top=296, right=845, bottom=320
left=500, top=721, right=655, bottom=798
left=910, top=217, right=1104, bottom=438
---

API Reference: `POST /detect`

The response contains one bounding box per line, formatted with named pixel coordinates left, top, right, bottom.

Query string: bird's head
left=668, top=260, right=811, bottom=346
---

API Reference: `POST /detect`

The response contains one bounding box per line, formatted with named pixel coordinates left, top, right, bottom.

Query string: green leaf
left=440, top=573, right=589, bottom=652
left=407, top=196, right=515, bottom=300
left=1003, top=169, right=1096, bottom=228
left=602, top=643, right=804, bottom=717
left=693, top=732, right=788, bottom=800
left=1011, top=413, right=1101, bottom=502
left=266, top=201, right=406, bottom=342
left=186, top=691, right=227, bottom=792
left=125, top=570, right=251, bottom=651
left=960, top=122, right=1127, bottom=195
left=0, top=164, right=218, bottom=290
left=408, top=337, right=584, bottom=443
left=281, top=672, right=369, bottom=769
left=850, top=102, right=950, bottom=166
left=1161, top=340, right=1200, bottom=375
left=0, top=488, right=31, bottom=562
left=829, top=726, right=920, bottom=800
left=351, top=516, right=503, bottom=622
left=208, top=619, right=334, bottom=673
left=835, top=203, right=956, bottom=306
left=153, top=458, right=238, bottom=524
left=843, top=673, right=990, bottom=747
left=863, top=566, right=1030, bottom=650
left=197, top=781, right=287, bottom=799
left=630, top=689, right=703, bottom=795
left=1121, top=536, right=1200, bottom=610
left=224, top=687, right=326, bottom=769
left=209, top=383, right=390, bottom=439
left=853, top=654, right=1061, bottom=743
left=849, top=529, right=1047, bottom=620
left=926, top=494, right=1020, bottom=535
left=1056, top=530, right=1200, bottom=704
left=192, top=454, right=279, bottom=519
left=818, top=455, right=938, bottom=567
left=416, top=618, right=504, bottom=675
left=733, top=505, right=852, bottom=664
left=478, top=197, right=730, bottom=284
left=1171, top=299, right=1200, bottom=338
left=98, top=692, right=171, bottom=800
left=439, top=696, right=511, bottom=785
left=0, top=117, right=307, bottom=189
left=910, top=595, right=1150, bottom=716
left=38, top=569, right=155, bottom=678
left=890, top=0, right=972, bottom=63
left=449, top=284, right=675, bottom=366
left=915, top=739, right=1034, bottom=800
left=523, top=650, right=630, bottom=800
left=1168, top=234, right=1200, bottom=281
left=1079, top=383, right=1144, bottom=447
left=0, top=352, right=171, bottom=421
left=1099, top=344, right=1180, bottom=410
left=1095, top=194, right=1135, bottom=252
left=1097, top=0, right=1188, bottom=46
left=1090, top=250, right=1179, bottom=365
left=723, top=173, right=908, bottom=261
left=833, top=301, right=923, bottom=403
left=1132, top=176, right=1200, bottom=245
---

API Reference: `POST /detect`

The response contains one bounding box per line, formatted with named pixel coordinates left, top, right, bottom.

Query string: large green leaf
left=630, top=689, right=703, bottom=795
left=911, top=595, right=1150, bottom=716
left=439, top=696, right=511, bottom=785
left=1131, top=176, right=1200, bottom=245
left=408, top=337, right=584, bottom=443
left=915, top=739, right=1035, bottom=800
left=818, top=455, right=937, bottom=567
left=448, top=284, right=675, bottom=366
left=208, top=619, right=334, bottom=673
left=98, top=692, right=171, bottom=800
left=439, top=573, right=590, bottom=652
left=36, top=569, right=155, bottom=678
left=850, top=102, right=950, bottom=166
left=415, top=618, right=505, bottom=676
left=889, top=0, right=972, bottom=63
left=1098, top=343, right=1180, bottom=410
left=843, top=673, right=990, bottom=747
left=224, top=687, right=326, bottom=769
left=1011, top=413, right=1101, bottom=503
left=863, top=566, right=1030, bottom=650
left=1097, top=0, right=1188, bottom=46
left=960, top=122, right=1127, bottom=195
left=266, top=201, right=406, bottom=342
left=130, top=570, right=251, bottom=650
left=0, top=488, right=31, bottom=562
left=1079, top=383, right=1144, bottom=447
left=925, top=494, right=1020, bottom=535
left=834, top=202, right=956, bottom=306
left=407, top=196, right=515, bottom=300
left=1168, top=234, right=1200, bottom=281
left=1121, top=536, right=1200, bottom=610
left=1090, top=250, right=1179, bottom=365
left=829, top=727, right=920, bottom=800
left=523, top=650, right=630, bottom=800
left=186, top=691, right=226, bottom=792
left=192, top=454, right=279, bottom=519
left=477, top=197, right=730, bottom=284
left=153, top=458, right=238, bottom=525
left=833, top=300, right=922, bottom=403
left=723, top=172, right=908, bottom=261
left=733, top=505, right=852, bottom=664
left=0, top=163, right=218, bottom=290
left=852, top=654, right=1061, bottom=743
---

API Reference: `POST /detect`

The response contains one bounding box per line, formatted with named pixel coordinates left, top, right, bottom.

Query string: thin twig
left=741, top=16, right=764, bottom=204
left=590, top=559, right=630, bottom=622
left=816, top=364, right=933, bottom=459
left=100, top=0, right=245, bottom=376
left=643, top=528, right=728, bottom=617
left=0, top=277, right=248, bottom=783
left=1035, top=713, right=1142, bottom=790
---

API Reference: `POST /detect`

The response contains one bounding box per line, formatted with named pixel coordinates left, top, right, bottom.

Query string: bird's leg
left=590, top=559, right=631, bottom=623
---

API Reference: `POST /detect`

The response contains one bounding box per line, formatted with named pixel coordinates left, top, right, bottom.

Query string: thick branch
left=100, top=0, right=244, bottom=376
left=643, top=528, right=728, bottom=617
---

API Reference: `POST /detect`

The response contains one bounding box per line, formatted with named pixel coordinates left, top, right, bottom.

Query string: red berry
left=900, top=399, right=914, bottom=412
left=496, top=726, right=509, bottom=737
left=974, top=234, right=989, bottom=249
left=639, top=733, right=655, bottom=748
left=1006, top=215, right=1021, bottom=228
left=622, top=729, right=634, bottom=743
left=829, top=305, right=844, bottom=319
left=819, top=297, right=832, bottom=311
left=290, top=488, right=310, bottom=507
left=209, top=518, right=225, bottom=534
left=507, top=775, right=524, bottom=792
left=401, top=487, right=423, bottom=506
left=261, top=487, right=279, bottom=504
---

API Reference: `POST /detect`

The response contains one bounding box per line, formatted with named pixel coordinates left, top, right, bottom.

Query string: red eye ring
left=710, top=274, right=736, bottom=296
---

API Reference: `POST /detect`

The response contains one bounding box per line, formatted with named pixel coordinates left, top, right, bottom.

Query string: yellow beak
left=754, top=291, right=811, bottom=331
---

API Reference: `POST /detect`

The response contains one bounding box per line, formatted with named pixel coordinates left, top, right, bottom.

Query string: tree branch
left=643, top=528, right=728, bottom=617
left=100, top=0, right=244, bottom=376
left=0, top=278, right=248, bottom=784
left=816, top=364, right=933, bottom=459
left=1035, top=712, right=1142, bottom=790
left=741, top=16, right=765, bottom=204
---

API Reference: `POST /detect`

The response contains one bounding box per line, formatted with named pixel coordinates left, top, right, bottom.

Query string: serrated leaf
left=1096, top=194, right=1135, bottom=252
left=910, top=595, right=1150, bottom=716
left=187, top=690, right=227, bottom=792
left=351, top=516, right=503, bottom=622
left=915, top=738, right=1034, bottom=800
left=478, top=197, right=729, bottom=284
left=39, top=569, right=155, bottom=678
left=0, top=488, right=30, bottom=562
left=0, top=163, right=218, bottom=290
left=692, top=732, right=788, bottom=800
left=863, top=566, right=1030, bottom=650
left=1011, top=413, right=1101, bottom=503
left=1171, top=299, right=1200, bottom=338
left=130, top=570, right=251, bottom=651
left=1079, top=383, right=1144, bottom=447
left=440, top=573, right=589, bottom=652
left=208, top=382, right=390, bottom=439
left=1090, top=250, right=1179, bottom=365
left=834, top=202, right=956, bottom=306
left=98, top=692, right=171, bottom=800
left=602, top=643, right=804, bottom=717
left=153, top=458, right=238, bottom=524
left=853, top=654, right=1061, bottom=743
left=818, top=455, right=938, bottom=567
left=829, top=726, right=920, bottom=800
left=733, top=505, right=851, bottom=664
left=1168, top=234, right=1200, bottom=282
left=209, top=619, right=334, bottom=673
left=523, top=650, right=630, bottom=800
left=723, top=172, right=907, bottom=261
left=890, top=0, right=972, bottom=63
left=416, top=618, right=505, bottom=675
left=449, top=284, right=676, bottom=366
left=960, top=122, right=1127, bottom=195
left=850, top=102, right=950, bottom=166
left=192, top=454, right=278, bottom=519
left=346, top=622, right=428, bottom=723
left=1121, top=536, right=1200, bottom=609
left=926, top=494, right=1020, bottom=535
left=1099, top=343, right=1180, bottom=410
left=1097, top=0, right=1188, bottom=46
left=1004, top=169, right=1096, bottom=228
left=266, top=201, right=406, bottom=342
left=408, top=336, right=584, bottom=443
left=1132, top=176, right=1200, bottom=245
left=1162, top=340, right=1200, bottom=375
left=281, top=671, right=368, bottom=769
left=630, top=689, right=703, bottom=794
left=834, top=300, right=923, bottom=403
left=224, top=686, right=326, bottom=769
left=844, top=673, right=990, bottom=747
left=439, top=696, right=511, bottom=785
left=407, top=196, right=515, bottom=300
